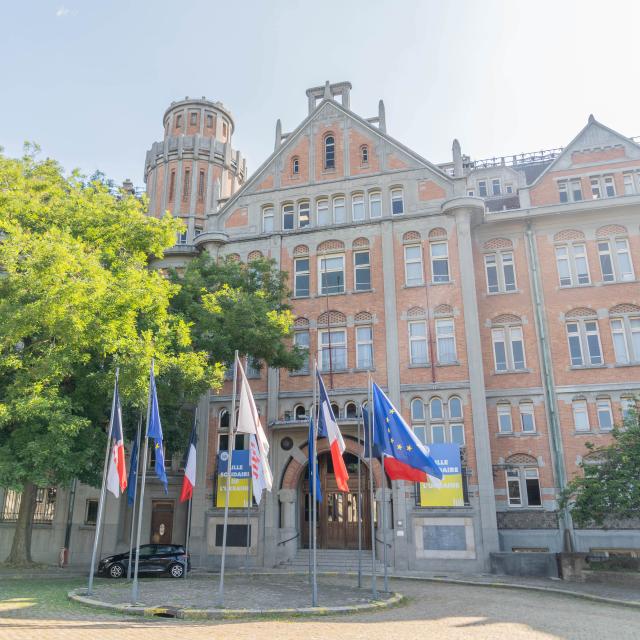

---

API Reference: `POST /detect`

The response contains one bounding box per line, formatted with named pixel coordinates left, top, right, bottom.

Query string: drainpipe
left=525, top=222, right=574, bottom=552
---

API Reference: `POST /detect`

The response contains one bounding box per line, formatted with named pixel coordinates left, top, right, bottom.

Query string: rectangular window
left=190, top=112, right=197, bottom=126
left=510, top=326, right=525, bottom=370
left=597, top=399, right=613, bottom=431
left=485, top=252, right=516, bottom=293
left=282, top=204, right=294, bottom=230
left=177, top=230, right=188, bottom=245
left=198, top=170, right=205, bottom=200
left=631, top=318, right=640, bottom=361
left=431, top=424, right=446, bottom=444
left=604, top=176, right=616, bottom=197
left=591, top=177, right=602, bottom=199
left=85, top=499, right=98, bottom=526
left=404, top=245, right=423, bottom=286
left=571, top=179, right=583, bottom=201
left=369, top=191, right=382, bottom=218
left=492, top=328, right=507, bottom=371
left=430, top=242, right=449, bottom=283
left=485, top=254, right=499, bottom=293
left=622, top=397, right=635, bottom=422
left=262, top=207, right=274, bottom=233
left=450, top=424, right=465, bottom=446
left=556, top=244, right=590, bottom=286
left=298, top=202, right=310, bottom=228
left=354, top=250, right=371, bottom=291
left=294, top=330, right=310, bottom=374
left=409, top=320, right=428, bottom=365
left=246, top=357, right=261, bottom=378
left=498, top=404, right=513, bottom=433
left=616, top=239, right=634, bottom=281
left=506, top=469, right=521, bottom=505
left=478, top=180, right=488, bottom=197
left=492, top=326, right=524, bottom=371
left=391, top=188, right=404, bottom=215
left=294, top=257, right=310, bottom=297
left=573, top=400, right=590, bottom=431
left=525, top=469, right=542, bottom=507
left=194, top=227, right=202, bottom=237
left=573, top=244, right=590, bottom=284
left=317, top=199, right=330, bottom=226
left=356, top=326, right=373, bottom=369
left=623, top=173, right=635, bottom=195
left=175, top=114, right=182, bottom=129
left=558, top=181, right=569, bottom=203
left=169, top=170, right=176, bottom=201
left=491, top=178, right=501, bottom=196
left=505, top=184, right=513, bottom=194
left=413, top=425, right=427, bottom=445
left=319, top=255, right=345, bottom=294
left=352, top=194, right=365, bottom=221
left=219, top=433, right=247, bottom=452
left=501, top=252, right=517, bottom=291
left=520, top=403, right=536, bottom=433
left=319, top=329, right=347, bottom=371
left=183, top=170, right=191, bottom=201
left=611, top=318, right=629, bottom=363
left=566, top=322, right=584, bottom=366
left=598, top=241, right=615, bottom=282
left=333, top=197, right=346, bottom=224
left=435, top=318, right=456, bottom=363
left=584, top=320, right=602, bottom=364
left=206, top=114, right=213, bottom=128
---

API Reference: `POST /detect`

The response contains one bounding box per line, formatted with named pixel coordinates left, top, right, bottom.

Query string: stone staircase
left=285, top=548, right=388, bottom=573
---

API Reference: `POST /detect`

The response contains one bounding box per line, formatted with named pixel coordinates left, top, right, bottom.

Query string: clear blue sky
left=2, top=0, right=638, bottom=187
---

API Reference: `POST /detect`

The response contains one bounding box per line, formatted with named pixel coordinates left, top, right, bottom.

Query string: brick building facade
left=3, top=81, right=639, bottom=571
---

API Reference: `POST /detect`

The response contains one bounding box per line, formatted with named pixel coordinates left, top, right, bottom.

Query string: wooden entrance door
left=150, top=500, right=174, bottom=544
left=301, top=452, right=371, bottom=550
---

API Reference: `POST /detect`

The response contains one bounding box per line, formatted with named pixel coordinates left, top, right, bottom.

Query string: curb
left=67, top=587, right=404, bottom=620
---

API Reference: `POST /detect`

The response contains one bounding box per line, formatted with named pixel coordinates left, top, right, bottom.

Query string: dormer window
left=292, top=157, right=299, bottom=175
left=324, top=135, right=335, bottom=170
left=360, top=145, right=369, bottom=166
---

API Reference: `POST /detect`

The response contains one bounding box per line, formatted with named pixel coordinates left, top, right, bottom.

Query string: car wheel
left=108, top=563, right=125, bottom=579
left=169, top=563, right=184, bottom=578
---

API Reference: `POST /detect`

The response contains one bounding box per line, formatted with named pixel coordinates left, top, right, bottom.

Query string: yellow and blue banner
left=419, top=444, right=464, bottom=507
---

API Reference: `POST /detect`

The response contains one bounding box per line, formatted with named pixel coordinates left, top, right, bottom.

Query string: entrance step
left=285, top=549, right=388, bottom=573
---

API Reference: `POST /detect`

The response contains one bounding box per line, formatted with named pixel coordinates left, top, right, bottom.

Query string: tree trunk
left=5, top=482, right=37, bottom=566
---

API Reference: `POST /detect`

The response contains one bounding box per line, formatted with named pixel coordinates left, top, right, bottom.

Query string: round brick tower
left=144, top=97, right=246, bottom=254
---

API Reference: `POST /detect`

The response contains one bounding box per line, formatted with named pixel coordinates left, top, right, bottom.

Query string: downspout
left=525, top=222, right=574, bottom=552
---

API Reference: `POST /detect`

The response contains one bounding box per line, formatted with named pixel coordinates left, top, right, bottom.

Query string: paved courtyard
left=2, top=574, right=640, bottom=640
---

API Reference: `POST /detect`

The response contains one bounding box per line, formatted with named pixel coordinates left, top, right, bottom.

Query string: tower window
left=360, top=145, right=369, bottom=166
left=206, top=114, right=213, bottom=128
left=292, top=157, right=299, bottom=175
left=324, top=135, right=335, bottom=170
left=222, top=122, right=228, bottom=138
left=168, top=170, right=176, bottom=201
left=182, top=169, right=191, bottom=201
left=198, top=170, right=205, bottom=200
left=175, top=114, right=182, bottom=129
left=190, top=112, right=197, bottom=126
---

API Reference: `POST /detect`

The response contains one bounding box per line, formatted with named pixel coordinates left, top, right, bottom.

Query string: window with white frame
left=430, top=241, right=449, bottom=283
left=411, top=398, right=425, bottom=421
left=435, top=318, right=456, bottom=363
left=519, top=402, right=536, bottom=433
left=611, top=316, right=640, bottom=364
left=318, top=328, right=347, bottom=371
left=621, top=397, right=636, bottom=423
left=591, top=177, right=602, bottom=199
left=505, top=183, right=514, bottom=194
left=319, top=255, right=345, bottom=294
left=449, top=396, right=463, bottom=419
left=597, top=398, right=613, bottom=431
left=478, top=180, right=488, bottom=197
left=566, top=319, right=602, bottom=366
left=555, top=243, right=590, bottom=286
left=484, top=251, right=516, bottom=293
left=492, top=325, right=526, bottom=371
left=333, top=196, right=346, bottom=224
left=177, top=230, right=188, bottom=245
left=498, top=403, right=513, bottom=433
left=430, top=397, right=443, bottom=420
left=491, top=178, right=501, bottom=196
left=573, top=400, right=590, bottom=431
left=352, top=193, right=365, bottom=221
left=360, top=145, right=369, bottom=166
left=408, top=320, right=428, bottom=365
left=506, top=468, right=541, bottom=507
left=623, top=173, right=635, bottom=195
left=294, top=329, right=310, bottom=373
left=292, top=157, right=299, bottom=175
left=369, top=191, right=382, bottom=217
left=282, top=203, right=294, bottom=230
left=559, top=179, right=584, bottom=202
left=294, top=257, right=310, bottom=297
left=425, top=397, right=465, bottom=445
left=262, top=206, right=274, bottom=233
left=356, top=326, right=373, bottom=369
left=317, top=199, right=330, bottom=226
left=558, top=181, right=569, bottom=203
left=354, top=250, right=371, bottom=291
left=597, top=238, right=634, bottom=282
left=404, top=245, right=423, bottom=286
left=324, top=135, right=335, bottom=170
left=298, top=201, right=310, bottom=228
left=604, top=175, right=616, bottom=197
left=450, top=423, right=465, bottom=446
left=391, top=188, right=404, bottom=215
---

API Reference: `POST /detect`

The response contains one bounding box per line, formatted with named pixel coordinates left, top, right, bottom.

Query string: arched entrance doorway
left=300, top=452, right=372, bottom=550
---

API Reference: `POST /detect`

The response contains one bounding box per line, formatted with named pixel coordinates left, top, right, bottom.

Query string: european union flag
left=126, top=437, right=138, bottom=506
left=147, top=367, right=168, bottom=494
left=308, top=416, right=322, bottom=502
left=373, top=383, right=443, bottom=480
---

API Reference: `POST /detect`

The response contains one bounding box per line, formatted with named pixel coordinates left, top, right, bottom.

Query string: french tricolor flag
left=180, top=423, right=197, bottom=503
left=106, top=382, right=127, bottom=498
left=317, top=371, right=349, bottom=492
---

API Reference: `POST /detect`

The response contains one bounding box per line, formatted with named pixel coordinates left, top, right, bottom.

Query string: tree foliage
left=561, top=403, right=640, bottom=527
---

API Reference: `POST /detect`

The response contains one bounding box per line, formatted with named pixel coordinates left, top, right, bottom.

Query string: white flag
left=236, top=358, right=273, bottom=502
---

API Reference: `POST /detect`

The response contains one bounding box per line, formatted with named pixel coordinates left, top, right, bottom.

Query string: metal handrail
left=278, top=532, right=300, bottom=546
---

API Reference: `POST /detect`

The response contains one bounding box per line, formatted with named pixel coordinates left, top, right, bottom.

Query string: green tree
left=561, top=402, right=640, bottom=527
left=0, top=148, right=217, bottom=565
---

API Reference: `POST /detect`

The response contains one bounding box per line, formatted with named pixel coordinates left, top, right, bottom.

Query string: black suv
left=98, top=544, right=190, bottom=579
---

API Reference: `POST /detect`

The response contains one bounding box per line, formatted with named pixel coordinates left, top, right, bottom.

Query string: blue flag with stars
left=372, top=383, right=443, bottom=480
left=147, top=366, right=168, bottom=494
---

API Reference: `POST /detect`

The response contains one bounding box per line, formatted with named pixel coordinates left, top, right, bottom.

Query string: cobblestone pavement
left=2, top=575, right=640, bottom=640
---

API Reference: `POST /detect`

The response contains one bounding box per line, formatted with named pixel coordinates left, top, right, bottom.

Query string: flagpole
left=311, top=360, right=318, bottom=607
left=87, top=367, right=119, bottom=596
left=127, top=414, right=143, bottom=580
left=356, top=408, right=362, bottom=589
left=367, top=373, right=377, bottom=599
left=131, top=359, right=154, bottom=605
left=244, top=357, right=251, bottom=574
left=184, top=409, right=197, bottom=580
left=218, top=350, right=239, bottom=605
left=379, top=385, right=389, bottom=593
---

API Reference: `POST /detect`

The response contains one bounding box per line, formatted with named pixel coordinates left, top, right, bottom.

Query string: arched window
left=294, top=405, right=306, bottom=420
left=262, top=206, right=274, bottom=233
left=345, top=402, right=357, bottom=419
left=292, top=157, right=300, bottom=175
left=429, top=398, right=443, bottom=420
left=324, top=135, right=335, bottom=170
left=360, top=145, right=369, bottom=166
left=449, top=397, right=462, bottom=419
left=219, top=409, right=230, bottom=429
left=411, top=398, right=425, bottom=421
left=282, top=203, right=294, bottom=230
left=297, top=201, right=310, bottom=228
left=331, top=403, right=340, bottom=418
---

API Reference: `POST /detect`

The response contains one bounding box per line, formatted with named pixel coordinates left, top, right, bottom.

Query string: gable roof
left=530, top=115, right=640, bottom=186
left=217, top=97, right=453, bottom=216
